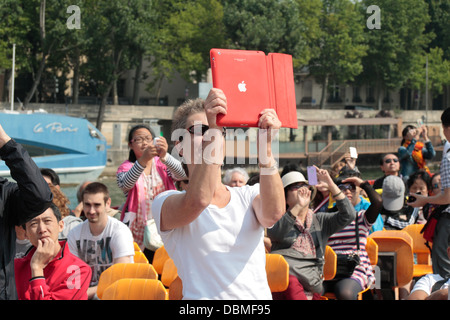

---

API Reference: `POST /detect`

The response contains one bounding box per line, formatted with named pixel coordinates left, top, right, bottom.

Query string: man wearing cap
left=409, top=107, right=450, bottom=279
left=267, top=167, right=356, bottom=299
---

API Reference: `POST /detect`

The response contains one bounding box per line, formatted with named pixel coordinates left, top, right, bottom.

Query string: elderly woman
left=267, top=167, right=356, bottom=300
left=223, top=167, right=249, bottom=187
left=152, top=88, right=285, bottom=299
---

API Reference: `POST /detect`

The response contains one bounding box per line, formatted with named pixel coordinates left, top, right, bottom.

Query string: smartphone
left=349, top=147, right=358, bottom=159
left=407, top=192, right=421, bottom=203
left=417, top=119, right=423, bottom=127
left=307, top=166, right=317, bottom=185
left=153, top=137, right=160, bottom=150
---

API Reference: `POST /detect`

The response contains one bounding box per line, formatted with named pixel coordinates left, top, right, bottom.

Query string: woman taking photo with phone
left=398, top=124, right=435, bottom=180
left=117, top=124, right=186, bottom=261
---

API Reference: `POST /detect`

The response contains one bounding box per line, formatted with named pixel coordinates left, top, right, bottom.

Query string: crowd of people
left=1, top=88, right=449, bottom=301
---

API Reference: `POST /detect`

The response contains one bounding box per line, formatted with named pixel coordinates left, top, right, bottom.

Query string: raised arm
left=154, top=136, right=187, bottom=181
left=159, top=88, right=226, bottom=231
left=343, top=176, right=382, bottom=224
left=252, top=109, right=285, bottom=228
left=0, top=124, right=52, bottom=226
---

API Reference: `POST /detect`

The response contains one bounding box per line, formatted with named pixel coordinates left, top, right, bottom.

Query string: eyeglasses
left=384, top=158, right=399, bottom=164
left=132, top=135, right=153, bottom=144
left=179, top=125, right=226, bottom=142
left=338, top=183, right=356, bottom=192
left=432, top=183, right=440, bottom=189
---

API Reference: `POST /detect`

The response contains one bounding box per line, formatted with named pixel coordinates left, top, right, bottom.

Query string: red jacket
left=14, top=240, right=92, bottom=300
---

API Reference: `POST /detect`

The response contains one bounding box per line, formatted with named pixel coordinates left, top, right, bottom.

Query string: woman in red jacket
left=14, top=203, right=92, bottom=300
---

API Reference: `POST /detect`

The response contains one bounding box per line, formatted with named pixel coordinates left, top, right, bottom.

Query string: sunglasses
left=338, top=184, right=356, bottom=192
left=179, top=125, right=226, bottom=142
left=288, top=183, right=309, bottom=191
left=384, top=158, right=399, bottom=164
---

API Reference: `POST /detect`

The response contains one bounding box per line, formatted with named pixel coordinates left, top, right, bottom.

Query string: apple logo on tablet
left=238, top=81, right=247, bottom=92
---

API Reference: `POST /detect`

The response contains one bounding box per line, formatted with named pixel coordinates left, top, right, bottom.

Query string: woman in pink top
left=117, top=125, right=186, bottom=261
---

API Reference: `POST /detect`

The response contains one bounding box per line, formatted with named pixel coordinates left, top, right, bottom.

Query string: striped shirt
left=386, top=207, right=420, bottom=229
left=327, top=210, right=375, bottom=290
left=117, top=154, right=186, bottom=196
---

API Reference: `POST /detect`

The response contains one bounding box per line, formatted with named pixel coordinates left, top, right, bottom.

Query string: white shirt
left=410, top=273, right=450, bottom=296
left=67, top=216, right=135, bottom=286
left=152, top=184, right=271, bottom=300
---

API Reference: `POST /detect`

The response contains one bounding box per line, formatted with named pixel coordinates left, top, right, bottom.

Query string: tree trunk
left=72, top=48, right=80, bottom=104
left=319, top=75, right=328, bottom=109
left=96, top=83, right=113, bottom=131
left=24, top=0, right=48, bottom=108
left=23, top=53, right=47, bottom=108
left=132, top=53, right=143, bottom=105
left=112, top=79, right=118, bottom=105
left=3, top=69, right=11, bottom=103
left=376, top=80, right=383, bottom=110
left=155, top=75, right=164, bottom=105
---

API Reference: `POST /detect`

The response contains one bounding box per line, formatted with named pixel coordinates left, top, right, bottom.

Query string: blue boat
left=0, top=111, right=107, bottom=184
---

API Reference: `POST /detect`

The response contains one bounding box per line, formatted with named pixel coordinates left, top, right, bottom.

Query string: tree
left=359, top=0, right=432, bottom=110
left=308, top=0, right=368, bottom=109
left=0, top=0, right=78, bottom=106
left=147, top=0, right=225, bottom=101
left=222, top=0, right=322, bottom=69
left=409, top=47, right=450, bottom=109
left=80, top=0, right=156, bottom=130
left=425, top=0, right=450, bottom=60
left=0, top=0, right=31, bottom=103
left=21, top=0, right=70, bottom=107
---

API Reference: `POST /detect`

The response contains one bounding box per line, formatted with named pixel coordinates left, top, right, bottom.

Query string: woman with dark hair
left=407, top=169, right=431, bottom=224
left=116, top=124, right=186, bottom=261
left=398, top=125, right=435, bottom=180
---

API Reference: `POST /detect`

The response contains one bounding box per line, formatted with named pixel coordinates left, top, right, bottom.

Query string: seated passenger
left=15, top=203, right=92, bottom=300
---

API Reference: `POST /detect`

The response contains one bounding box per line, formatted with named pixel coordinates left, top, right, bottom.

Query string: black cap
left=336, top=167, right=361, bottom=185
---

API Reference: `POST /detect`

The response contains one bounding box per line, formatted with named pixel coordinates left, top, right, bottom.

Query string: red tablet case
left=210, top=48, right=297, bottom=128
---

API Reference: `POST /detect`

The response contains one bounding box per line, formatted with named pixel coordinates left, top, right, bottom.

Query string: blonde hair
left=171, top=98, right=205, bottom=134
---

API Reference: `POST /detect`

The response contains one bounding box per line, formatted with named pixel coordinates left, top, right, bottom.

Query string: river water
left=61, top=176, right=126, bottom=210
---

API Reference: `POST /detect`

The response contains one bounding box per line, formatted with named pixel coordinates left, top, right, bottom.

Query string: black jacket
left=0, top=139, right=52, bottom=300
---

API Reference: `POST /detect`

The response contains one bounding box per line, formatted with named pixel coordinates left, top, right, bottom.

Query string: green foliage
left=0, top=0, right=448, bottom=111
left=222, top=0, right=322, bottom=68
left=409, top=47, right=450, bottom=96
left=359, top=0, right=432, bottom=90
left=426, top=0, right=450, bottom=60
left=310, top=0, right=367, bottom=82
left=149, top=0, right=225, bottom=87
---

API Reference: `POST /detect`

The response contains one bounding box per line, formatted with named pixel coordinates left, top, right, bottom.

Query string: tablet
left=210, top=48, right=297, bottom=128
